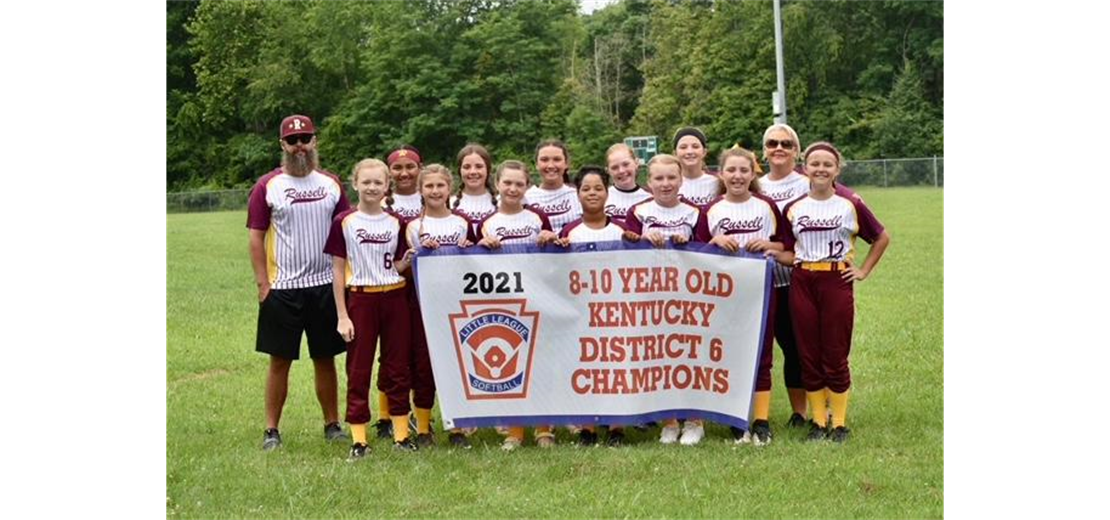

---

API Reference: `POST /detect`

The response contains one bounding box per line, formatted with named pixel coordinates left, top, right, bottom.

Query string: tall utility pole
left=773, top=0, right=787, bottom=124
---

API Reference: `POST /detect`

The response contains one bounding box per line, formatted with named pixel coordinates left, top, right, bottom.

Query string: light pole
left=773, top=0, right=787, bottom=124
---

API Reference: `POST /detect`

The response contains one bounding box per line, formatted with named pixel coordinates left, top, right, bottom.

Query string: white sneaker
left=679, top=422, right=705, bottom=445
left=659, top=424, right=681, bottom=444
left=733, top=429, right=752, bottom=445
left=501, top=436, right=521, bottom=451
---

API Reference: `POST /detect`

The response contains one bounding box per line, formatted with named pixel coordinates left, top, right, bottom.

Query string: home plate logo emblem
left=449, top=299, right=539, bottom=400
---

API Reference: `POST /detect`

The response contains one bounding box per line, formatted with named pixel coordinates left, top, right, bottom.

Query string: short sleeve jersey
left=323, top=209, right=409, bottom=287
left=678, top=173, right=721, bottom=209
left=476, top=208, right=553, bottom=246
left=389, top=192, right=423, bottom=221
left=704, top=193, right=790, bottom=249
left=559, top=217, right=626, bottom=243
left=783, top=193, right=885, bottom=264
left=606, top=185, right=652, bottom=225
left=624, top=199, right=703, bottom=242
left=450, top=192, right=497, bottom=235
left=524, top=185, right=582, bottom=234
left=405, top=212, right=475, bottom=249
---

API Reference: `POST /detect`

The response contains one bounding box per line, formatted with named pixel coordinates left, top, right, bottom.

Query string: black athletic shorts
left=256, top=284, right=346, bottom=360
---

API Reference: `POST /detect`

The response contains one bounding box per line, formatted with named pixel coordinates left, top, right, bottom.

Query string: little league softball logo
left=449, top=299, right=539, bottom=400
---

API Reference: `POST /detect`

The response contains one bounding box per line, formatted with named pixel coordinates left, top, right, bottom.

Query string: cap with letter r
left=280, top=114, right=315, bottom=138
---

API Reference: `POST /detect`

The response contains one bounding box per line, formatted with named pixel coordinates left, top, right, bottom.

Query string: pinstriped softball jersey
left=783, top=193, right=885, bottom=263
left=524, top=185, right=582, bottom=234
left=476, top=208, right=553, bottom=245
left=323, top=209, right=409, bottom=287
left=624, top=198, right=702, bottom=241
left=450, top=192, right=497, bottom=235
left=704, top=193, right=789, bottom=248
left=246, top=168, right=350, bottom=289
left=559, top=217, right=626, bottom=242
left=678, top=173, right=720, bottom=209
left=389, top=192, right=423, bottom=221
left=405, top=213, right=474, bottom=249
left=605, top=185, right=652, bottom=225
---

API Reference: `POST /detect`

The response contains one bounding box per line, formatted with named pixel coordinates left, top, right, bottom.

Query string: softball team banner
left=413, top=242, right=772, bottom=431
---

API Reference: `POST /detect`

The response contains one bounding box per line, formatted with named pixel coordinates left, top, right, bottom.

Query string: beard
left=282, top=148, right=319, bottom=177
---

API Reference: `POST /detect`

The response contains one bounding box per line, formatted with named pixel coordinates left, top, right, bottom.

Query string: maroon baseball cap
left=280, top=115, right=315, bottom=138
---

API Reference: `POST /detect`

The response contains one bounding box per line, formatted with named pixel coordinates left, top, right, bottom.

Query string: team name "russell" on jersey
left=461, top=208, right=495, bottom=220
left=644, top=215, right=693, bottom=229
left=684, top=194, right=715, bottom=205
left=356, top=229, right=394, bottom=244
left=532, top=198, right=572, bottom=216
left=494, top=225, right=538, bottom=240
left=796, top=215, right=842, bottom=232
left=420, top=231, right=463, bottom=244
left=285, top=186, right=329, bottom=204
left=764, top=189, right=799, bottom=202
left=717, top=216, right=764, bottom=234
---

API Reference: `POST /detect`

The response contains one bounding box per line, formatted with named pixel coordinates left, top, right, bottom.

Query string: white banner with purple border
left=413, top=241, right=772, bottom=430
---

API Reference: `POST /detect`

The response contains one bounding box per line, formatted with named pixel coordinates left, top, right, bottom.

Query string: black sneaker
left=806, top=423, right=829, bottom=442
left=393, top=438, right=419, bottom=452
left=829, top=426, right=850, bottom=443
left=606, top=429, right=625, bottom=447
left=751, top=420, right=772, bottom=446
left=448, top=432, right=472, bottom=449
left=729, top=426, right=751, bottom=444
left=262, top=428, right=282, bottom=451
left=348, top=442, right=370, bottom=460
left=786, top=413, right=807, bottom=429
left=415, top=433, right=435, bottom=449
left=577, top=429, right=598, bottom=447
left=375, top=419, right=393, bottom=440
left=324, top=422, right=349, bottom=442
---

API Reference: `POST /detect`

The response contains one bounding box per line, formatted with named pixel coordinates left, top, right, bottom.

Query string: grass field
left=167, top=186, right=943, bottom=519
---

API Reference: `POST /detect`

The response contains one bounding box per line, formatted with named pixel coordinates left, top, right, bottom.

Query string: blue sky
left=580, top=0, right=617, bottom=14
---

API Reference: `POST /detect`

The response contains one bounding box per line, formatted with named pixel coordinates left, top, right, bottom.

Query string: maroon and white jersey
left=389, top=192, right=423, bottom=221
left=760, top=172, right=810, bottom=209
left=524, top=185, right=582, bottom=234
left=678, top=173, right=720, bottom=209
left=606, top=185, right=652, bottom=225
left=559, top=217, right=626, bottom=243
left=783, top=193, right=885, bottom=264
left=761, top=172, right=810, bottom=287
left=405, top=212, right=475, bottom=249
left=624, top=198, right=702, bottom=242
left=246, top=168, right=351, bottom=289
left=476, top=208, right=553, bottom=245
left=450, top=192, right=497, bottom=235
left=704, top=193, right=790, bottom=249
left=324, top=209, right=409, bottom=288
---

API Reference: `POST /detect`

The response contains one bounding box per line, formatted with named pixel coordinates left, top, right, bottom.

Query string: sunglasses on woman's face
left=284, top=134, right=314, bottom=146
left=764, top=139, right=795, bottom=150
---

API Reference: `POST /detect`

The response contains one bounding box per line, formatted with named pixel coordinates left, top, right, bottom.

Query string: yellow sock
left=414, top=408, right=433, bottom=434
left=350, top=423, right=368, bottom=445
left=378, top=392, right=391, bottom=421
left=391, top=415, right=410, bottom=442
left=807, top=390, right=828, bottom=427
left=753, top=391, right=771, bottom=421
left=829, top=390, right=850, bottom=428
left=535, top=425, right=553, bottom=435
left=508, top=426, right=525, bottom=441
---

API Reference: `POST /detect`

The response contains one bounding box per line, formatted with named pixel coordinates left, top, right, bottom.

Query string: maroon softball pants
left=755, top=287, right=776, bottom=392
left=345, top=287, right=412, bottom=424
left=789, top=268, right=855, bottom=393
left=408, top=290, right=437, bottom=410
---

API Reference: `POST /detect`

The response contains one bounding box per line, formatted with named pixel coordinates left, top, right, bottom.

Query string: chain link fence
left=166, top=189, right=255, bottom=213
left=839, top=157, right=943, bottom=189
left=167, top=157, right=943, bottom=213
